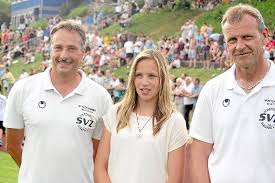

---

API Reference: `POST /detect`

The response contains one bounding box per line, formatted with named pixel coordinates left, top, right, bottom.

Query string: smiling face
left=134, top=58, right=160, bottom=105
left=51, top=29, right=84, bottom=77
left=223, top=14, right=265, bottom=69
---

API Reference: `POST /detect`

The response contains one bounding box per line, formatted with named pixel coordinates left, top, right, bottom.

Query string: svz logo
left=259, top=108, right=275, bottom=129
left=76, top=113, right=96, bottom=131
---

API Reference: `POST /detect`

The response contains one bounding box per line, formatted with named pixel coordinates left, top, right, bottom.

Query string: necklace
left=236, top=62, right=271, bottom=92
left=135, top=112, right=152, bottom=138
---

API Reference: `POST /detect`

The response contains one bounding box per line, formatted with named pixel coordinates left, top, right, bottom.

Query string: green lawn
left=0, top=152, right=18, bottom=183
left=10, top=54, right=43, bottom=79
left=114, top=66, right=222, bottom=84
left=100, top=9, right=202, bottom=40
left=10, top=54, right=222, bottom=84
left=101, top=1, right=275, bottom=38
left=196, top=0, right=275, bottom=33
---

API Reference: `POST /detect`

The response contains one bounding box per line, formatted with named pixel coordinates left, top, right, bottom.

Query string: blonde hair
left=221, top=4, right=265, bottom=32
left=116, top=49, right=174, bottom=135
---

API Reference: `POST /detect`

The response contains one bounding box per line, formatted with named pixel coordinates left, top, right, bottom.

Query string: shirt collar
left=225, top=64, right=236, bottom=90
left=225, top=60, right=275, bottom=90
left=43, top=67, right=87, bottom=96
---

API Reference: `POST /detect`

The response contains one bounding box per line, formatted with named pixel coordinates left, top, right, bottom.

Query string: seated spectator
left=83, top=47, right=93, bottom=66
left=119, top=13, right=133, bottom=28
left=19, top=69, right=29, bottom=80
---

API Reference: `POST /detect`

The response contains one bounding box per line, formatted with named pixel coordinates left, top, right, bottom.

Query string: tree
left=60, top=0, right=85, bottom=17
left=0, top=0, right=11, bottom=25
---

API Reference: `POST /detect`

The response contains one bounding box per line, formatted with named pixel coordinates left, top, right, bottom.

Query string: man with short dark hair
left=4, top=20, right=112, bottom=183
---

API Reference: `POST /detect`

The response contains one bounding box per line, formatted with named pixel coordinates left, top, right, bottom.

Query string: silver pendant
left=136, top=132, right=142, bottom=138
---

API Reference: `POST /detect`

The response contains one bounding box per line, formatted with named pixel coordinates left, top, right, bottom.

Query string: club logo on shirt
left=76, top=112, right=97, bottom=132
left=222, top=99, right=230, bottom=107
left=38, top=101, right=46, bottom=108
left=259, top=107, right=275, bottom=129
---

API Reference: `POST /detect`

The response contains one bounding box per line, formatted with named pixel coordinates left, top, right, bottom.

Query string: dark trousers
left=184, top=104, right=193, bottom=130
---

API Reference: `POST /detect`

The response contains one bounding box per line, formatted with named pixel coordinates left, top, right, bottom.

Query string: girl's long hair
left=116, top=49, right=174, bottom=135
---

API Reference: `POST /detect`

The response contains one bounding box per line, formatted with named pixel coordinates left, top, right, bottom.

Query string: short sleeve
left=102, top=104, right=119, bottom=132
left=168, top=112, right=189, bottom=152
left=92, top=89, right=113, bottom=139
left=92, top=118, right=104, bottom=140
left=189, top=82, right=214, bottom=144
left=4, top=81, right=24, bottom=129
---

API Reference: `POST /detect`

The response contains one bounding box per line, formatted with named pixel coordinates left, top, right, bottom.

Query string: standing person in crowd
left=172, top=77, right=185, bottom=116
left=190, top=77, right=202, bottom=108
left=190, top=4, right=275, bottom=183
left=182, top=76, right=195, bottom=130
left=4, top=20, right=112, bottom=183
left=112, top=77, right=127, bottom=103
left=0, top=94, right=6, bottom=147
left=124, top=38, right=134, bottom=66
left=94, top=49, right=188, bottom=183
left=1, top=68, right=16, bottom=94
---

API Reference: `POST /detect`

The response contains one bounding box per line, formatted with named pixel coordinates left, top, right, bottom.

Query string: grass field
left=10, top=54, right=222, bottom=83
left=100, top=8, right=202, bottom=40
left=9, top=54, right=43, bottom=79
left=0, top=151, right=18, bottom=183
left=101, top=0, right=275, bottom=37
left=114, top=65, right=222, bottom=84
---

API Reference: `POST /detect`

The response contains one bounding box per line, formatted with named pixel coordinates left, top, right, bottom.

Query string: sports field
left=0, top=151, right=18, bottom=183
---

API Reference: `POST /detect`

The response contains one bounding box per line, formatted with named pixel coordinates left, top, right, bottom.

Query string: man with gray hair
left=190, top=4, right=275, bottom=183
left=4, top=20, right=112, bottom=183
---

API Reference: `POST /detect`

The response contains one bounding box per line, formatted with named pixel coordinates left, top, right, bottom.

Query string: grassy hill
left=100, top=9, right=202, bottom=40
left=196, top=0, right=275, bottom=33
left=114, top=65, right=222, bottom=84
left=10, top=54, right=43, bottom=79
left=10, top=55, right=222, bottom=84
left=101, top=0, right=275, bottom=37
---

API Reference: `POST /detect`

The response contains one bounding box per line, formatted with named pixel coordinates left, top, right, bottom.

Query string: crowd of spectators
left=0, top=1, right=274, bottom=119
left=192, top=0, right=224, bottom=10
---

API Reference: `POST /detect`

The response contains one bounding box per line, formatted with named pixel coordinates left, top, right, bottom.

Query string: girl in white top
left=95, top=49, right=189, bottom=183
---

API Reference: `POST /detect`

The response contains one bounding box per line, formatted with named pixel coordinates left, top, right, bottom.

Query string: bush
left=30, top=20, right=48, bottom=29
left=67, top=4, right=88, bottom=18
left=0, top=0, right=11, bottom=25
left=100, top=5, right=115, bottom=15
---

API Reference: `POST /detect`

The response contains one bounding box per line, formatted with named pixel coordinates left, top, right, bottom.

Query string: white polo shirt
left=190, top=61, right=275, bottom=183
left=4, top=68, right=112, bottom=183
left=0, top=94, right=6, bottom=121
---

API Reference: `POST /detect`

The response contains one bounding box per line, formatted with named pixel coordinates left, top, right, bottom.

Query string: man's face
left=51, top=29, right=84, bottom=76
left=223, top=14, right=266, bottom=69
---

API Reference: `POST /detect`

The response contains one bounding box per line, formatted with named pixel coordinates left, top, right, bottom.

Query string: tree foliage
left=60, top=0, right=85, bottom=17
left=30, top=20, right=48, bottom=29
left=0, top=0, right=11, bottom=25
